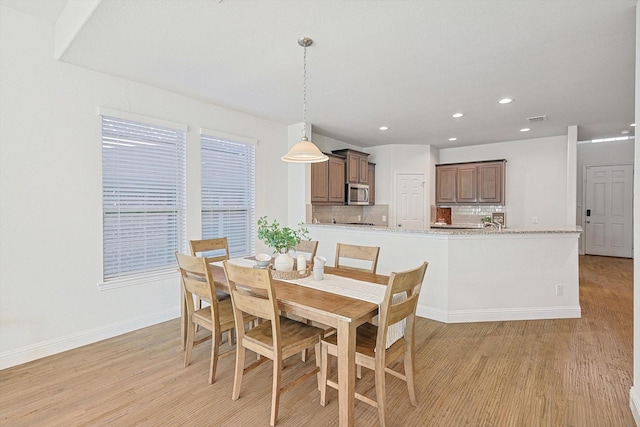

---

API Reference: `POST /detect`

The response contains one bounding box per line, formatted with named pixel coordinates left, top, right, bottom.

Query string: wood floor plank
left=0, top=255, right=634, bottom=426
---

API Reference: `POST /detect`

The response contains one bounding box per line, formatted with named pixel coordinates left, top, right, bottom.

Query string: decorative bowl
left=255, top=253, right=272, bottom=268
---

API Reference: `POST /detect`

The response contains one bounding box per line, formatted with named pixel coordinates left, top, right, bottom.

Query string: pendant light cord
left=302, top=44, right=308, bottom=138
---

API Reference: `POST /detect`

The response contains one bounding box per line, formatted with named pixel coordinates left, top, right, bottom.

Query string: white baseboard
left=0, top=308, right=180, bottom=370
left=630, top=387, right=640, bottom=426
left=416, top=305, right=449, bottom=323
left=417, top=304, right=581, bottom=323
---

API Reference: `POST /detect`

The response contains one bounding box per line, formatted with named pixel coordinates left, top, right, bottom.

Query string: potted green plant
left=257, top=216, right=310, bottom=271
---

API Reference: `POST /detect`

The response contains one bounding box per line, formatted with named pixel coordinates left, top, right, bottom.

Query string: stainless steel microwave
left=347, top=183, right=369, bottom=205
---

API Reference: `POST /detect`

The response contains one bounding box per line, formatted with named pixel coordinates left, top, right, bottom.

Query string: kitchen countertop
left=308, top=223, right=582, bottom=235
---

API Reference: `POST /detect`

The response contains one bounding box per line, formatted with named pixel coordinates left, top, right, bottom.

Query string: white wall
left=0, top=7, right=290, bottom=368
left=367, top=144, right=435, bottom=227
left=439, top=135, right=569, bottom=228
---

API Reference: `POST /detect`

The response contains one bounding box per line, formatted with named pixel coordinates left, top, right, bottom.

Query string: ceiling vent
left=526, top=115, right=548, bottom=123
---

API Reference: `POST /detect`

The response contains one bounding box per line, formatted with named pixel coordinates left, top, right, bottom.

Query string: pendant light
left=281, top=37, right=328, bottom=163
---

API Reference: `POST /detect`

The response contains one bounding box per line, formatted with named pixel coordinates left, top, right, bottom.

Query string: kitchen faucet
left=489, top=221, right=503, bottom=231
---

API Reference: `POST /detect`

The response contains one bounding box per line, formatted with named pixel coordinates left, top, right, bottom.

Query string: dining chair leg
left=184, top=321, right=195, bottom=367
left=232, top=344, right=245, bottom=400
left=180, top=289, right=187, bottom=350
left=404, top=347, right=417, bottom=406
left=208, top=332, right=220, bottom=384
left=319, top=342, right=329, bottom=406
left=270, top=358, right=282, bottom=427
left=375, top=365, right=387, bottom=427
left=357, top=364, right=362, bottom=379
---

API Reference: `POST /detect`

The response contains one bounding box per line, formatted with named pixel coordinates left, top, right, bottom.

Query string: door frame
left=393, top=172, right=427, bottom=230
left=581, top=162, right=634, bottom=256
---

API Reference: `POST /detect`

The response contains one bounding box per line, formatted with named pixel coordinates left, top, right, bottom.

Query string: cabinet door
left=436, top=166, right=457, bottom=204
left=368, top=163, right=375, bottom=205
left=328, top=157, right=345, bottom=203
left=478, top=161, right=504, bottom=204
left=359, top=156, right=369, bottom=184
left=347, top=153, right=360, bottom=183
left=457, top=164, right=477, bottom=203
left=311, top=161, right=329, bottom=202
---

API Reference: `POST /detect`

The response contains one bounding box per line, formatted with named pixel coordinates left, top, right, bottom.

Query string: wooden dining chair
left=223, top=261, right=324, bottom=427
left=318, top=261, right=429, bottom=427
left=334, top=242, right=380, bottom=274
left=183, top=237, right=232, bottom=349
left=175, top=252, right=256, bottom=384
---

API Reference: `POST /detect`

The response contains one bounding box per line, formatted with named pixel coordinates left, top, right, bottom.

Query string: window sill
left=98, top=268, right=179, bottom=291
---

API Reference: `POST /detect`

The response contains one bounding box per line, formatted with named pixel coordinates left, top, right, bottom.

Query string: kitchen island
left=306, top=223, right=582, bottom=323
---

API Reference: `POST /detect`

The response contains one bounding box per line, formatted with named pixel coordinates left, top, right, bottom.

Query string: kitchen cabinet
left=435, top=165, right=457, bottom=204
left=456, top=164, right=477, bottom=203
left=368, top=162, right=376, bottom=205
left=436, top=160, right=506, bottom=205
left=331, top=149, right=369, bottom=184
left=311, top=154, right=345, bottom=205
left=477, top=161, right=504, bottom=203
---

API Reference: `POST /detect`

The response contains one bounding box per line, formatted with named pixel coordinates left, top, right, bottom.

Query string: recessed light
left=448, top=137, right=457, bottom=141
left=520, top=128, right=530, bottom=132
left=498, top=98, right=513, bottom=104
left=452, top=113, right=464, bottom=118
left=378, top=126, right=389, bottom=131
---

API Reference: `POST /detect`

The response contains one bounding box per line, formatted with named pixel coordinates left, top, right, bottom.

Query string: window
left=101, top=113, right=187, bottom=286
left=201, top=132, right=256, bottom=258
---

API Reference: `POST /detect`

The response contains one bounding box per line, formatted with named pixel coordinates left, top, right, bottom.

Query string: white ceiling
left=4, top=0, right=637, bottom=148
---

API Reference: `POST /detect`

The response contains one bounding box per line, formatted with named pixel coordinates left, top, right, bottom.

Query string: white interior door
left=585, top=164, right=633, bottom=258
left=395, top=173, right=425, bottom=230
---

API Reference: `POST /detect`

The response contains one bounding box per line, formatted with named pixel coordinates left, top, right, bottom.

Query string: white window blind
left=102, top=115, right=186, bottom=284
left=201, top=134, right=255, bottom=258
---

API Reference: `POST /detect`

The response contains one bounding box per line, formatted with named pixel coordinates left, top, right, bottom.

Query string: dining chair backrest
left=334, top=243, right=380, bottom=274
left=223, top=261, right=280, bottom=328
left=190, top=237, right=230, bottom=263
left=295, top=239, right=318, bottom=261
left=176, top=252, right=219, bottom=310
left=377, top=261, right=429, bottom=351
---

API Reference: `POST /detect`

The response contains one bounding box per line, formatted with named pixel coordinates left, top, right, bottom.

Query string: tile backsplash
left=309, top=205, right=389, bottom=226
left=431, top=205, right=506, bottom=225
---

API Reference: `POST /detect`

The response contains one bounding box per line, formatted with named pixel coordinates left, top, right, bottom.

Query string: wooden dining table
left=206, top=262, right=389, bottom=427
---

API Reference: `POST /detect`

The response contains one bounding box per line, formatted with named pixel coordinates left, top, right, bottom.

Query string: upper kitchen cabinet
left=435, top=165, right=457, bottom=204
left=436, top=160, right=506, bottom=205
left=331, top=149, right=369, bottom=184
left=477, top=161, right=505, bottom=203
left=311, top=153, right=345, bottom=205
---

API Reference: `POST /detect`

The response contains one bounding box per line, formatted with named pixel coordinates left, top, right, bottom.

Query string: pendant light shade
left=281, top=136, right=328, bottom=163
left=282, top=37, right=328, bottom=163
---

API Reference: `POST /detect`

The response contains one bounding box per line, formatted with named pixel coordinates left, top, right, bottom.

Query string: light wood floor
left=0, top=255, right=634, bottom=426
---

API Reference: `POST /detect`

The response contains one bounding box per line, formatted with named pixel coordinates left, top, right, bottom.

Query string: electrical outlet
left=357, top=215, right=361, bottom=221
left=382, top=215, right=387, bottom=222
left=555, top=283, right=563, bottom=296
left=532, top=217, right=538, bottom=224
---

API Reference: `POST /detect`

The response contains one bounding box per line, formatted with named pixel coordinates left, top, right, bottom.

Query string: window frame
left=99, top=108, right=187, bottom=290
left=200, top=129, right=257, bottom=259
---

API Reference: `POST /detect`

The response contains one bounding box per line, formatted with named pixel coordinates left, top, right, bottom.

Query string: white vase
left=274, top=252, right=294, bottom=272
